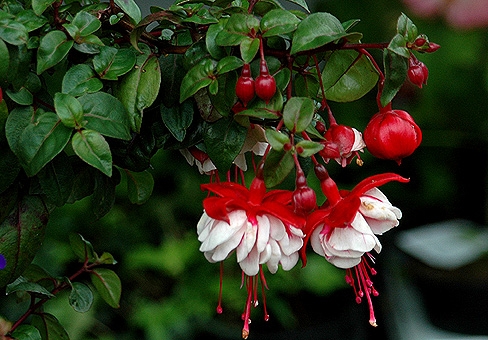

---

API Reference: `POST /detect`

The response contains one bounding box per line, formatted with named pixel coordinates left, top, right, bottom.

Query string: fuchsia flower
left=408, top=56, right=429, bottom=88
left=197, top=175, right=305, bottom=338
left=302, top=165, right=408, bottom=326
left=319, top=123, right=366, bottom=167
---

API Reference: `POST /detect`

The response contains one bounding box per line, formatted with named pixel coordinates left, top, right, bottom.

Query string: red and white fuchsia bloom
left=198, top=175, right=305, bottom=338
left=319, top=123, right=366, bottom=167
left=302, top=165, right=408, bottom=326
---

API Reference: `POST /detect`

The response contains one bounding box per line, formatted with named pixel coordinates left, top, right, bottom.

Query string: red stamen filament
left=216, top=262, right=224, bottom=314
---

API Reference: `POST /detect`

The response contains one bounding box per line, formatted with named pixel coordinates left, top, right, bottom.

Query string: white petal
left=327, top=255, right=362, bottom=269
left=199, top=211, right=247, bottom=252
left=233, top=154, right=248, bottom=171
left=259, top=243, right=272, bottom=265
left=180, top=149, right=195, bottom=165
left=236, top=221, right=257, bottom=262
left=310, top=226, right=326, bottom=257
left=265, top=240, right=281, bottom=274
left=239, top=246, right=260, bottom=276
left=350, top=213, right=374, bottom=234
left=268, top=215, right=286, bottom=241
left=365, top=217, right=399, bottom=235
left=211, top=227, right=246, bottom=262
left=197, top=212, right=213, bottom=239
left=280, top=252, right=299, bottom=271
left=279, top=234, right=303, bottom=256
left=256, top=215, right=270, bottom=253
left=327, top=227, right=376, bottom=253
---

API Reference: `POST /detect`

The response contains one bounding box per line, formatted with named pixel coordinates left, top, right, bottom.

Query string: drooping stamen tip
left=369, top=319, right=378, bottom=327
left=355, top=296, right=362, bottom=304
left=242, top=329, right=249, bottom=339
left=264, top=314, right=270, bottom=322
left=216, top=305, right=223, bottom=314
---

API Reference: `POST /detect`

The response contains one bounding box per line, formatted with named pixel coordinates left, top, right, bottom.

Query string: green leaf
left=63, top=11, right=101, bottom=39
left=37, top=30, right=74, bottom=74
left=261, top=9, right=300, bottom=38
left=265, top=128, right=290, bottom=151
left=54, top=92, right=84, bottom=128
left=5, top=87, right=33, bottom=105
left=182, top=7, right=218, bottom=25
left=125, top=169, right=154, bottom=204
left=61, top=63, right=103, bottom=97
left=322, top=50, right=379, bottom=102
left=206, top=20, right=228, bottom=60
left=72, top=129, right=112, bottom=177
left=10, top=324, right=42, bottom=340
left=91, top=172, right=117, bottom=219
left=296, top=140, right=324, bottom=157
left=396, top=12, right=418, bottom=42
left=0, top=195, right=49, bottom=287
left=15, top=10, right=48, bottom=32
left=115, top=0, right=141, bottom=23
left=114, top=49, right=161, bottom=132
left=179, top=58, right=215, bottom=103
left=90, top=268, right=122, bottom=308
left=0, top=18, right=28, bottom=45
left=380, top=49, right=408, bottom=107
left=216, top=56, right=243, bottom=75
left=294, top=73, right=320, bottom=99
left=263, top=148, right=294, bottom=188
left=69, top=281, right=94, bottom=313
left=69, top=233, right=98, bottom=263
left=291, top=12, right=348, bottom=55
left=6, top=276, right=54, bottom=298
left=203, top=117, right=247, bottom=172
left=31, top=313, right=70, bottom=340
left=0, top=39, right=9, bottom=82
left=37, top=153, right=75, bottom=207
left=7, top=44, right=32, bottom=91
left=159, top=53, right=185, bottom=107
left=78, top=92, right=131, bottom=140
left=161, top=100, right=193, bottom=142
left=0, top=149, right=20, bottom=194
left=93, top=46, right=136, bottom=80
left=31, top=0, right=56, bottom=15
left=98, top=252, right=117, bottom=265
left=285, top=0, right=309, bottom=12
left=215, top=13, right=260, bottom=46
left=239, top=37, right=259, bottom=64
left=387, top=33, right=409, bottom=58
left=283, top=97, right=314, bottom=133
left=6, top=107, right=72, bottom=177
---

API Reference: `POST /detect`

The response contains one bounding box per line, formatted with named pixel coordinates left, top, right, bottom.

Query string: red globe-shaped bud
left=293, top=169, right=317, bottom=216
left=255, top=59, right=276, bottom=104
left=363, top=108, right=422, bottom=165
left=235, top=63, right=255, bottom=107
left=425, top=42, right=441, bottom=53
left=408, top=58, right=429, bottom=88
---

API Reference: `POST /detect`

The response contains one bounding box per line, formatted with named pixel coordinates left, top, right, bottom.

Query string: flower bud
left=425, top=42, right=440, bottom=53
left=235, top=64, right=255, bottom=107
left=363, top=108, right=422, bottom=165
left=408, top=58, right=429, bottom=88
left=293, top=169, right=316, bottom=215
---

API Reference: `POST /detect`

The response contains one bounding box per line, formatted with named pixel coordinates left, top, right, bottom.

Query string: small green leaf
left=240, top=37, right=259, bottom=64
left=69, top=233, right=98, bottom=263
left=263, top=148, right=294, bottom=188
left=203, top=117, right=247, bottom=172
left=161, top=100, right=193, bottom=142
left=291, top=13, right=347, bottom=55
left=93, top=46, right=136, bottom=80
left=216, top=13, right=260, bottom=46
left=37, top=30, right=74, bottom=74
left=61, top=64, right=103, bottom=97
left=0, top=18, right=29, bottom=45
left=296, top=140, right=324, bottom=157
left=387, top=34, right=409, bottom=58
left=31, top=0, right=56, bottom=15
left=216, top=56, right=243, bottom=75
left=79, top=92, right=131, bottom=140
left=16, top=10, right=48, bottom=32
left=54, top=92, right=84, bottom=128
left=265, top=129, right=290, bottom=151
left=98, top=252, right=117, bottom=265
left=380, top=49, right=408, bottom=107
left=63, top=11, right=101, bottom=39
left=90, top=268, right=122, bottom=308
left=11, top=324, right=42, bottom=340
left=72, top=129, right=113, bottom=177
left=396, top=12, right=418, bottom=42
left=261, top=9, right=300, bottom=38
left=283, top=97, right=314, bottom=133
left=6, top=276, right=54, bottom=298
left=31, top=313, right=70, bottom=340
left=115, top=0, right=141, bottom=23
left=285, top=0, right=309, bottom=12
left=125, top=169, right=154, bottom=204
left=69, top=281, right=94, bottom=313
left=206, top=20, right=228, bottom=60
left=179, top=58, right=215, bottom=103
left=5, top=87, right=33, bottom=105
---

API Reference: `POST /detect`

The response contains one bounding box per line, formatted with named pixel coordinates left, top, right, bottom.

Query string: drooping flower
left=302, top=165, right=408, bottom=326
left=197, top=175, right=305, bottom=338
left=319, top=123, right=366, bottom=167
left=408, top=56, right=429, bottom=88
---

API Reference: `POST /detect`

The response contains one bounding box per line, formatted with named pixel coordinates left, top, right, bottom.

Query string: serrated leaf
left=396, top=12, right=418, bottom=42
left=90, top=268, right=121, bottom=308
left=54, top=92, right=84, bottom=128
left=78, top=92, right=131, bottom=140
left=6, top=107, right=72, bottom=177
left=72, top=129, right=112, bottom=177
left=37, top=30, right=74, bottom=74
left=69, top=281, right=94, bottom=313
left=291, top=13, right=347, bottom=55
left=93, top=46, right=136, bottom=80
left=380, top=49, right=408, bottom=107
left=115, top=0, right=141, bottom=23
left=69, top=233, right=98, bottom=263
left=283, top=97, right=314, bottom=133
left=11, top=324, right=42, bottom=340
left=322, top=49, right=379, bottom=102
left=31, top=313, right=70, bottom=340
left=203, top=117, right=247, bottom=172
left=179, top=58, right=215, bottom=103
left=124, top=169, right=154, bottom=204
left=263, top=148, right=294, bottom=188
left=6, top=276, right=54, bottom=298
left=261, top=9, right=300, bottom=38
left=113, top=49, right=161, bottom=132
left=61, top=64, right=103, bottom=97
left=0, top=195, right=49, bottom=287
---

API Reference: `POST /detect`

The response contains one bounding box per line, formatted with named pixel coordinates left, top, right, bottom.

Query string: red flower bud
left=363, top=108, right=422, bottom=165
left=408, top=58, right=429, bottom=88
left=425, top=42, right=441, bottom=53
left=235, top=63, right=255, bottom=107
left=293, top=169, right=317, bottom=215
left=255, top=59, right=276, bottom=104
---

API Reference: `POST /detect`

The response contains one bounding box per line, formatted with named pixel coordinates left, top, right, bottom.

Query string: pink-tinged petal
left=280, top=252, right=299, bottom=271
left=310, top=227, right=326, bottom=257
left=239, top=246, right=260, bottom=276
left=268, top=215, right=286, bottom=241
left=326, top=255, right=362, bottom=269
left=327, top=227, right=376, bottom=253
left=288, top=225, right=305, bottom=238
left=349, top=173, right=409, bottom=198
left=374, top=236, right=382, bottom=253
left=279, top=233, right=303, bottom=256
left=236, top=222, right=257, bottom=262
left=256, top=215, right=270, bottom=252
left=200, top=211, right=247, bottom=252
